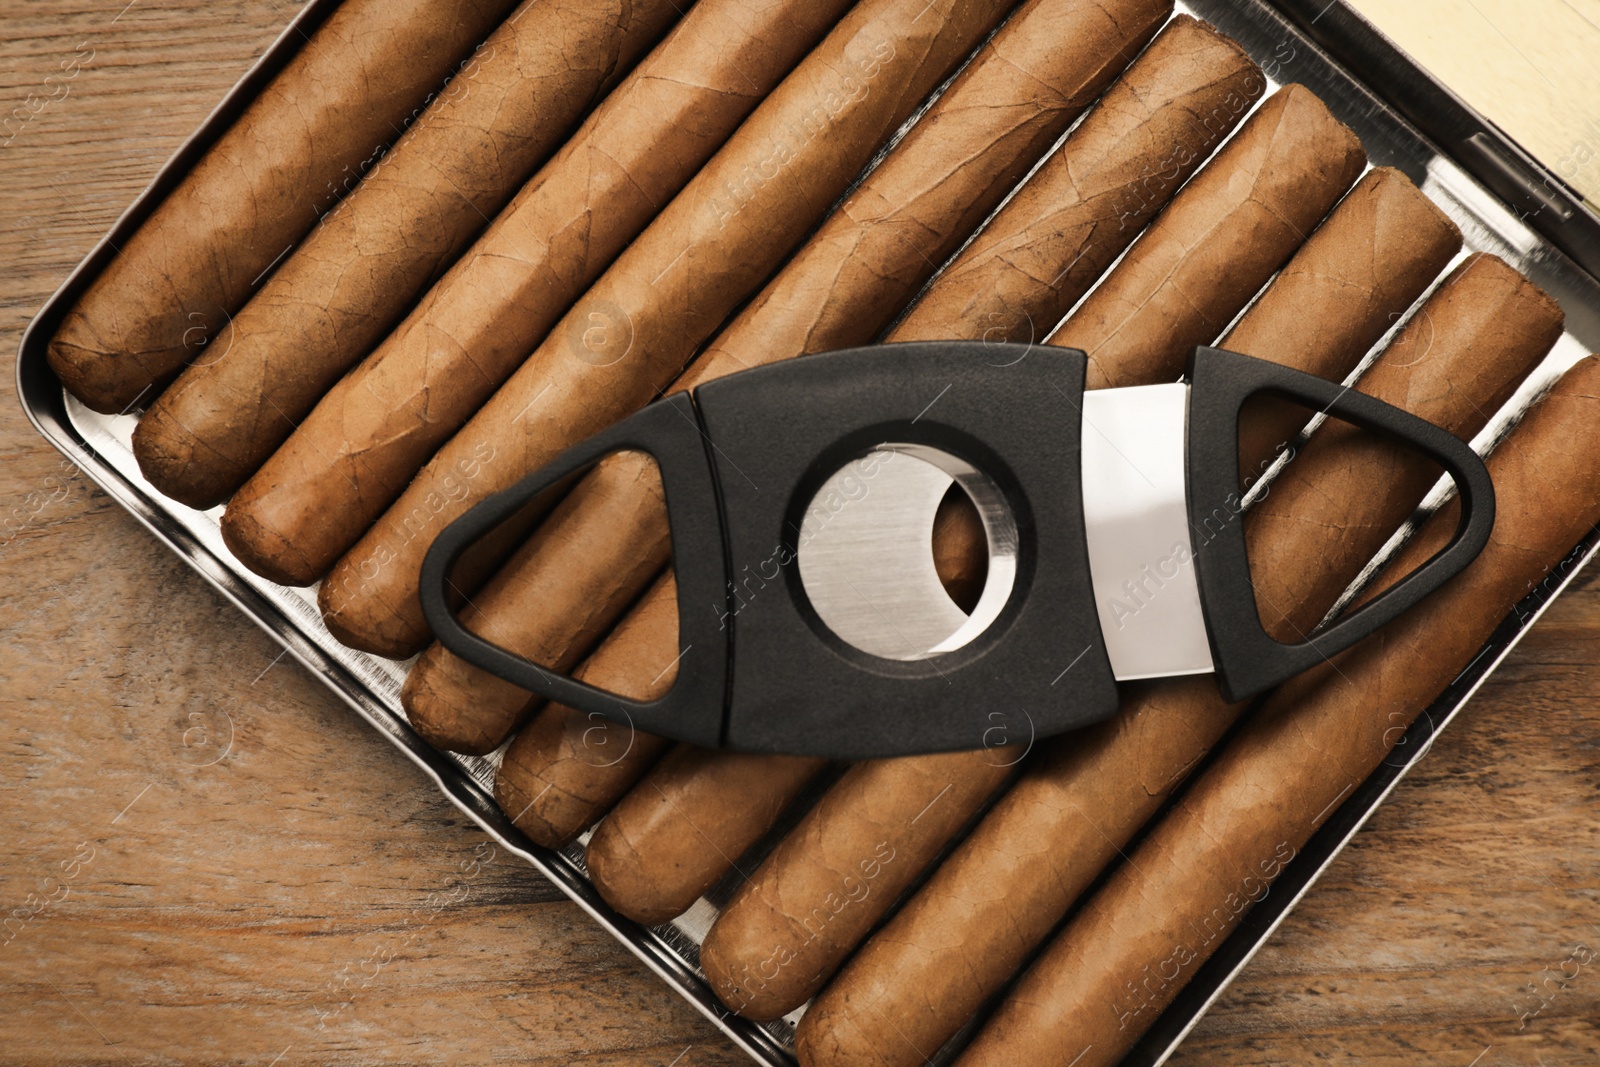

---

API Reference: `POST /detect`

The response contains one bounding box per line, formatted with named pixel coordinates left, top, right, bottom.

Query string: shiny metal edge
left=13, top=1, right=1600, bottom=1065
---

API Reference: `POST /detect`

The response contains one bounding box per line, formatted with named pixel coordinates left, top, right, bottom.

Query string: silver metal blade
left=1081, top=382, right=1214, bottom=680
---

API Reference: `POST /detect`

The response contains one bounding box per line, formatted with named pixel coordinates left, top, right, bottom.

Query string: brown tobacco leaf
left=1053, top=82, right=1367, bottom=388
left=1224, top=165, right=1462, bottom=479
left=587, top=746, right=830, bottom=926
left=700, top=750, right=1019, bottom=1020
left=892, top=12, right=1263, bottom=345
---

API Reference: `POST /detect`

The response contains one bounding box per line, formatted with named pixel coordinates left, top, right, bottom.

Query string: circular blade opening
left=795, top=444, right=1017, bottom=660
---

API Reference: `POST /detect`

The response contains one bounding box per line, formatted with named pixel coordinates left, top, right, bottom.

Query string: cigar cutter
left=421, top=343, right=1494, bottom=759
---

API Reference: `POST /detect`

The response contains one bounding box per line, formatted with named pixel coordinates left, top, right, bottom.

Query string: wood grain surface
left=1, top=2, right=1597, bottom=1065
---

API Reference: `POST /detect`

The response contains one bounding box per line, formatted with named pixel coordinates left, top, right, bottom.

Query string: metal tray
left=15, top=1, right=1600, bottom=1064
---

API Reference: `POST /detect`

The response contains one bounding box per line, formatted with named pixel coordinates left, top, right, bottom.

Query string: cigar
left=892, top=13, right=1262, bottom=344
left=47, top=0, right=522, bottom=414
left=956, top=354, right=1600, bottom=1067
left=578, top=575, right=974, bottom=929
left=578, top=16, right=1268, bottom=942
left=1054, top=83, right=1367, bottom=387
left=476, top=0, right=1177, bottom=842
left=677, top=0, right=1176, bottom=390
left=404, top=7, right=1254, bottom=755
left=1225, top=166, right=1464, bottom=479
left=931, top=485, right=989, bottom=610
left=699, top=81, right=1365, bottom=1023
left=587, top=747, right=831, bottom=926
left=493, top=573, right=680, bottom=849
left=132, top=0, right=682, bottom=510
left=231, top=0, right=1025, bottom=647
left=800, top=265, right=1561, bottom=1067
left=701, top=750, right=1021, bottom=1020
left=219, top=0, right=859, bottom=590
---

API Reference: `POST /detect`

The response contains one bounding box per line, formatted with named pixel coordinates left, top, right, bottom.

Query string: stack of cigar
left=49, top=0, right=1600, bottom=1063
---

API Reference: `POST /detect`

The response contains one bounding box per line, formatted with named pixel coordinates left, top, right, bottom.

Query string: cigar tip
left=318, top=602, right=424, bottom=661
left=46, top=334, right=133, bottom=415
left=792, top=1002, right=845, bottom=1067
left=1158, top=11, right=1255, bottom=73
left=311, top=554, right=431, bottom=658
left=218, top=496, right=322, bottom=588
left=793, top=985, right=906, bottom=1067
left=131, top=406, right=237, bottom=511
left=493, top=767, right=567, bottom=849
left=1364, top=165, right=1463, bottom=244
left=402, top=649, right=477, bottom=742
left=1455, top=251, right=1567, bottom=332
left=1274, top=82, right=1367, bottom=166
left=585, top=821, right=680, bottom=927
left=403, top=671, right=504, bottom=757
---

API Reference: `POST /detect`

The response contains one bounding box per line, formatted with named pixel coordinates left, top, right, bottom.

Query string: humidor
left=16, top=1, right=1600, bottom=1063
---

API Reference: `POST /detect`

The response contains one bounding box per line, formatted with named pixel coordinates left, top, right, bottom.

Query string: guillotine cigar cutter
left=422, top=343, right=1493, bottom=759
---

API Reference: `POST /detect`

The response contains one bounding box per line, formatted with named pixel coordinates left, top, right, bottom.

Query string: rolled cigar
left=133, top=0, right=682, bottom=510
left=221, top=0, right=857, bottom=589
left=46, top=0, right=521, bottom=414
left=956, top=355, right=1600, bottom=1067
left=701, top=750, right=1022, bottom=1019
left=494, top=573, right=680, bottom=849
left=802, top=257, right=1567, bottom=1067
left=233, top=0, right=1024, bottom=635
left=671, top=0, right=1175, bottom=392
left=587, top=592, right=996, bottom=936
left=931, top=485, right=987, bottom=611
left=1247, top=251, right=1564, bottom=640
left=1054, top=83, right=1367, bottom=387
left=1225, top=166, right=1463, bottom=479
left=405, top=9, right=1256, bottom=754
left=699, top=82, right=1366, bottom=1024
left=587, top=747, right=831, bottom=926
left=798, top=676, right=1227, bottom=1067
left=472, top=1, right=1172, bottom=857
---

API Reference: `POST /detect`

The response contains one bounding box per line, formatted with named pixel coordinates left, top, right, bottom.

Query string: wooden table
left=1, top=2, right=1596, bottom=1064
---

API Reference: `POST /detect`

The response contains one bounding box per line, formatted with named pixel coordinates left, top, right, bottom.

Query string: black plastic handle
left=418, top=393, right=730, bottom=748
left=1185, top=345, right=1496, bottom=702
left=418, top=340, right=1117, bottom=759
